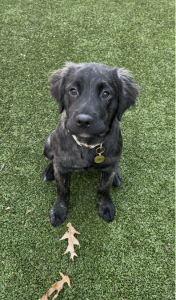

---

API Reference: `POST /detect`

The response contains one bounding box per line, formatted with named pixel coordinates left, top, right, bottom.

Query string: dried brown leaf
left=60, top=223, right=80, bottom=261
left=39, top=272, right=71, bottom=300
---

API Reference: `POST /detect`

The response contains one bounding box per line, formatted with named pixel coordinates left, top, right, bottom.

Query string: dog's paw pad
left=112, top=171, right=122, bottom=187
left=98, top=202, right=115, bottom=223
left=49, top=205, right=67, bottom=227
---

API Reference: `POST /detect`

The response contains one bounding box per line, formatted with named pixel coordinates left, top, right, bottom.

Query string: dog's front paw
left=49, top=204, right=68, bottom=227
left=112, top=171, right=122, bottom=187
left=98, top=202, right=115, bottom=222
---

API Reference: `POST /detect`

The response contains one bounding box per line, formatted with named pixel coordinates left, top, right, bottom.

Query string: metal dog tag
left=94, top=154, right=105, bottom=163
left=94, top=144, right=105, bottom=164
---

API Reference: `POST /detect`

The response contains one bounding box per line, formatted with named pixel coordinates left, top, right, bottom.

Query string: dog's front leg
left=97, top=171, right=115, bottom=222
left=50, top=171, right=71, bottom=227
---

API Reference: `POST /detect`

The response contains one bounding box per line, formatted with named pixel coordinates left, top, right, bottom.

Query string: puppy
left=43, top=62, right=139, bottom=227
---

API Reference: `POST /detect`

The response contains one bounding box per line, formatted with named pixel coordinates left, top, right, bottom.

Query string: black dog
left=43, top=62, right=139, bottom=227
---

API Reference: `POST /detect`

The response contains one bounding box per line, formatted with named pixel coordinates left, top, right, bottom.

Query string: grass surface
left=0, top=0, right=175, bottom=299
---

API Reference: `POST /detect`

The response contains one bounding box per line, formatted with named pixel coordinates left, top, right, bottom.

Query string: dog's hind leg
left=43, top=132, right=54, bottom=160
left=112, top=170, right=122, bottom=187
left=43, top=161, right=54, bottom=181
left=43, top=132, right=54, bottom=181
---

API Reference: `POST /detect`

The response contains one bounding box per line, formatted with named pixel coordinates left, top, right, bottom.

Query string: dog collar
left=72, top=134, right=100, bottom=149
left=71, top=134, right=105, bottom=163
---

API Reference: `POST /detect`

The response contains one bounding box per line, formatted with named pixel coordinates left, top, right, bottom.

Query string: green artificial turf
left=0, top=0, right=174, bottom=299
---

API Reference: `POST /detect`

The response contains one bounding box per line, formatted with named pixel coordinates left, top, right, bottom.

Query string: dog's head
left=49, top=62, right=139, bottom=144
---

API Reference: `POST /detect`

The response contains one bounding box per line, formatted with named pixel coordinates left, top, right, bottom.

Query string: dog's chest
left=58, top=145, right=116, bottom=173
left=60, top=146, right=96, bottom=171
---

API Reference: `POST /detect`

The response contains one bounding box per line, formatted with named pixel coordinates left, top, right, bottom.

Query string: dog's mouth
left=77, top=133, right=91, bottom=138
left=77, top=132, right=105, bottom=137
left=68, top=130, right=107, bottom=147
left=76, top=131, right=106, bottom=139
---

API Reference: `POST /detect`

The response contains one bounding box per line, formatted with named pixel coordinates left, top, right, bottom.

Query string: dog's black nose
left=76, top=114, right=93, bottom=128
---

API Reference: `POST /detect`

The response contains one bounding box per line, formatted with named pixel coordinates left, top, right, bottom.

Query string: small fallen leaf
left=6, top=207, right=11, bottom=210
left=165, top=245, right=169, bottom=251
left=60, top=223, right=80, bottom=261
left=25, top=210, right=31, bottom=215
left=0, top=164, right=5, bottom=171
left=39, top=271, right=71, bottom=300
left=1, top=261, right=5, bottom=264
left=40, top=264, right=45, bottom=269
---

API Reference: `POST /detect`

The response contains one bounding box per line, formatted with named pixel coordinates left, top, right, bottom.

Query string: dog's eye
left=70, top=88, right=78, bottom=96
left=102, top=91, right=110, bottom=98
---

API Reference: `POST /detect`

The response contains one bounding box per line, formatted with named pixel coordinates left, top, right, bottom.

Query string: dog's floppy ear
left=115, top=68, right=139, bottom=121
left=49, top=62, right=76, bottom=114
left=48, top=68, right=66, bottom=114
